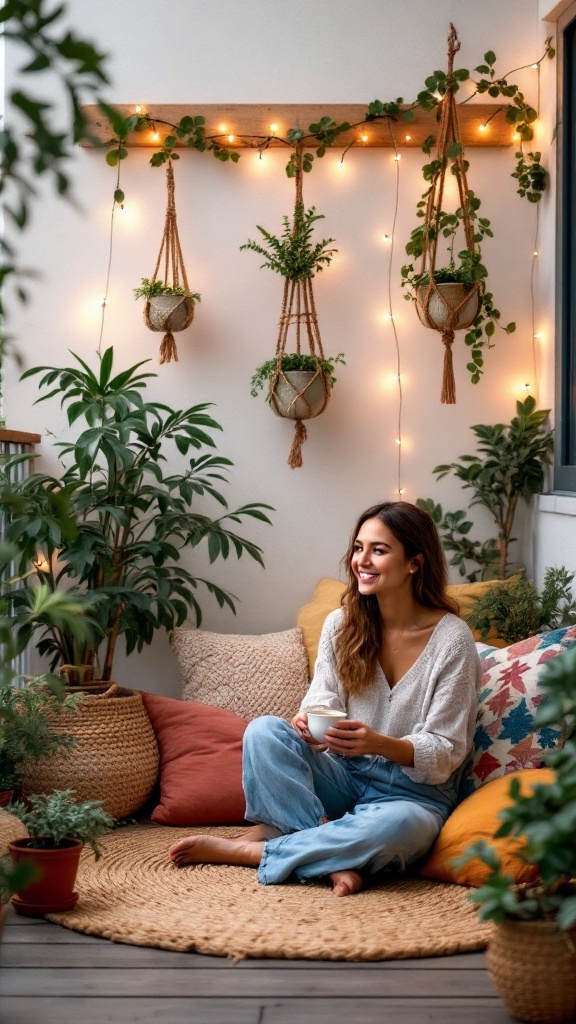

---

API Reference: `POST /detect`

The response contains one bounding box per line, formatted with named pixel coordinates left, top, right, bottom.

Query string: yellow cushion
left=296, top=578, right=346, bottom=676
left=296, top=576, right=517, bottom=674
left=418, top=768, right=555, bottom=887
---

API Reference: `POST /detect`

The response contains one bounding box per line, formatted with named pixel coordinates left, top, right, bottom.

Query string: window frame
left=555, top=2, right=576, bottom=490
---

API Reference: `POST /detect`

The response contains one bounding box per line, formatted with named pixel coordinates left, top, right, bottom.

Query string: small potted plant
left=250, top=351, right=345, bottom=419
left=455, top=645, right=576, bottom=1023
left=7, top=789, right=115, bottom=916
left=134, top=277, right=201, bottom=333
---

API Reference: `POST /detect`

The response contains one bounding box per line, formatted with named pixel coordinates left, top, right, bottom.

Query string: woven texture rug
left=0, top=810, right=492, bottom=961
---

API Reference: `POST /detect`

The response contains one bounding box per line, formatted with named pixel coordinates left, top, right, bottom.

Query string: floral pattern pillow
left=463, top=627, right=576, bottom=795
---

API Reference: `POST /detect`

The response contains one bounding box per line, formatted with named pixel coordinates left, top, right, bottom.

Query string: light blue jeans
left=242, top=716, right=462, bottom=885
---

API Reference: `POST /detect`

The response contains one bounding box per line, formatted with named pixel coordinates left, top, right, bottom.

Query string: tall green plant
left=240, top=204, right=337, bottom=281
left=3, top=348, right=273, bottom=682
left=420, top=397, right=554, bottom=579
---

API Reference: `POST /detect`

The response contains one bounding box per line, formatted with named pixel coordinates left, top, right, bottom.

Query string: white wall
left=5, top=0, right=552, bottom=695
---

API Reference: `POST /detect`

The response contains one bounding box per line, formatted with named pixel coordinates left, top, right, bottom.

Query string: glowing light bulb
left=151, top=131, right=160, bottom=141
left=228, top=134, right=235, bottom=143
left=383, top=234, right=391, bottom=243
left=392, top=374, right=401, bottom=381
left=523, top=383, right=532, bottom=390
left=383, top=313, right=394, bottom=321
left=269, top=123, right=278, bottom=133
left=533, top=250, right=539, bottom=257
left=219, top=124, right=226, bottom=132
left=478, top=123, right=487, bottom=133
left=534, top=332, right=544, bottom=340
left=531, top=63, right=539, bottom=69
left=405, top=134, right=411, bottom=142
left=398, top=488, right=406, bottom=495
left=393, top=154, right=401, bottom=161
left=134, top=105, right=142, bottom=114
left=361, top=133, right=369, bottom=143
left=395, top=438, right=402, bottom=446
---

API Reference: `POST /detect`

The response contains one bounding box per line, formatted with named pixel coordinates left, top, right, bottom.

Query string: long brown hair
left=335, top=501, right=459, bottom=695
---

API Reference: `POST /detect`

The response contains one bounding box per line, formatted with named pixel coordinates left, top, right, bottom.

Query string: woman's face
left=351, top=517, right=415, bottom=599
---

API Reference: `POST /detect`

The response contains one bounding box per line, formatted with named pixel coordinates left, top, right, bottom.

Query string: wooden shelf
left=0, top=430, right=42, bottom=445
left=80, top=103, right=514, bottom=149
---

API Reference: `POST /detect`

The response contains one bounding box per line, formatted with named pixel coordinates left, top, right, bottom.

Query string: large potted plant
left=7, top=789, right=114, bottom=916
left=3, top=346, right=272, bottom=816
left=456, top=646, right=576, bottom=1023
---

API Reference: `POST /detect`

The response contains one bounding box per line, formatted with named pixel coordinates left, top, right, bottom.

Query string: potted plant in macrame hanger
left=135, top=158, right=200, bottom=364
left=242, top=142, right=344, bottom=467
left=400, top=25, right=515, bottom=403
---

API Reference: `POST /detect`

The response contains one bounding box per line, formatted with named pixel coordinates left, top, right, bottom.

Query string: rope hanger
left=144, top=159, right=195, bottom=364
left=414, top=24, right=481, bottom=404
left=272, top=141, right=330, bottom=468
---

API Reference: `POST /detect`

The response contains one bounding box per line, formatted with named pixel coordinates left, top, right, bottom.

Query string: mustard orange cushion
left=418, top=767, right=555, bottom=886
left=140, top=692, right=247, bottom=826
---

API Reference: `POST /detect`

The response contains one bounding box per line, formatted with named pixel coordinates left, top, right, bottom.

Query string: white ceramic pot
left=270, top=370, right=330, bottom=420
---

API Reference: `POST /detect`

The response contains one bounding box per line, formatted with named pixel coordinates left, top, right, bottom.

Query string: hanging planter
left=242, top=146, right=344, bottom=468
left=134, top=160, right=200, bottom=365
left=400, top=25, right=515, bottom=403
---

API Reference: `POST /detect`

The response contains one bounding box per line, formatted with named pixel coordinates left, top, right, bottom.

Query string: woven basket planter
left=144, top=294, right=195, bottom=333
left=270, top=370, right=331, bottom=421
left=416, top=282, right=481, bottom=333
left=486, top=918, right=576, bottom=1023
left=20, top=687, right=159, bottom=821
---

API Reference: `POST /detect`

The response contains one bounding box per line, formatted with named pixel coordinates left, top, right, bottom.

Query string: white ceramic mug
left=306, top=708, right=348, bottom=742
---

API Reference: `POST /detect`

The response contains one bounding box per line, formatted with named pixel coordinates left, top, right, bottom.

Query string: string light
left=219, top=124, right=226, bottom=132
left=228, top=134, right=235, bottom=143
left=151, top=131, right=160, bottom=141
left=395, top=438, right=402, bottom=446
left=393, top=154, right=401, bottom=161
left=404, top=134, right=411, bottom=142
left=531, top=63, right=539, bottom=69
left=478, top=123, right=487, bottom=133
left=134, top=105, right=142, bottom=114
left=534, top=332, right=544, bottom=340
left=383, top=234, right=392, bottom=243
left=533, top=250, right=539, bottom=256
left=398, top=488, right=406, bottom=495
left=269, top=123, right=278, bottom=133
left=361, top=133, right=369, bottom=143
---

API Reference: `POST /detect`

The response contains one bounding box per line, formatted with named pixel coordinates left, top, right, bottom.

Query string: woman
left=169, top=501, right=481, bottom=896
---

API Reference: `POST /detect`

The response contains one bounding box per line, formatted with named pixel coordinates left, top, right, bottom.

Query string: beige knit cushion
left=170, top=627, right=309, bottom=721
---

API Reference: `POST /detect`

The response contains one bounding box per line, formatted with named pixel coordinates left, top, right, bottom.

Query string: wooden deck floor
left=0, top=904, right=526, bottom=1024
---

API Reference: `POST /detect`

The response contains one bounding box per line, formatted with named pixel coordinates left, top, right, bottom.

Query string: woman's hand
left=324, top=721, right=415, bottom=766
left=291, top=710, right=327, bottom=749
left=323, top=719, right=379, bottom=757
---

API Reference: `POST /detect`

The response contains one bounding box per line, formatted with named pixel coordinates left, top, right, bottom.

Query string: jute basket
left=144, top=294, right=195, bottom=333
left=486, top=919, right=576, bottom=1023
left=416, top=282, right=481, bottom=332
left=21, top=686, right=159, bottom=821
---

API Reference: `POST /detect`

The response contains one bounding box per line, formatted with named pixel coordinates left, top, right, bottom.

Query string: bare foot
left=169, top=835, right=264, bottom=868
left=231, top=824, right=284, bottom=843
left=330, top=869, right=363, bottom=897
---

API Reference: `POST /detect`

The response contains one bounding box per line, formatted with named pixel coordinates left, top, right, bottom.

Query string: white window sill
left=538, top=493, right=576, bottom=516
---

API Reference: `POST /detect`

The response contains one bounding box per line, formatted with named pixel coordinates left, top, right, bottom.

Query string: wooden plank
left=0, top=998, right=513, bottom=1024
left=80, top=102, right=514, bottom=149
left=0, top=430, right=41, bottom=445
left=0, top=967, right=497, bottom=998
left=0, top=943, right=489, bottom=970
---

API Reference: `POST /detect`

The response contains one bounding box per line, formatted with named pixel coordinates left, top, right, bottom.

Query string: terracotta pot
left=270, top=370, right=331, bottom=420
left=20, top=686, right=159, bottom=820
left=487, top=918, right=576, bottom=1023
left=8, top=837, right=82, bottom=916
left=417, top=282, right=481, bottom=332
left=144, top=294, right=195, bottom=333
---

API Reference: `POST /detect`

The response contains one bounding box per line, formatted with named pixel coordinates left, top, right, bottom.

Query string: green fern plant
left=466, top=567, right=576, bottom=645
left=240, top=204, right=337, bottom=281
left=9, top=790, right=115, bottom=860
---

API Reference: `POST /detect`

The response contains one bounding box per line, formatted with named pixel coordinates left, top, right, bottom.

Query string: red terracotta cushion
left=140, top=692, right=247, bottom=826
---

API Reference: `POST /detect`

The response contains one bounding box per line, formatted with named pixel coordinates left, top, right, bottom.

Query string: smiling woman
left=168, top=500, right=481, bottom=900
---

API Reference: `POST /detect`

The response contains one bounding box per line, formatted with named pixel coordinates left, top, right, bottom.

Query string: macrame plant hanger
left=272, top=141, right=330, bottom=468
left=414, top=24, right=481, bottom=404
left=145, top=159, right=195, bottom=364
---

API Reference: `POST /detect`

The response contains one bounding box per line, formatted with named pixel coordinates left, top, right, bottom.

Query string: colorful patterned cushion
left=464, top=627, right=576, bottom=794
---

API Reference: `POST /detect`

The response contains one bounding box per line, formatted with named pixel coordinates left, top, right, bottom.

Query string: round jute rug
left=0, top=811, right=492, bottom=961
